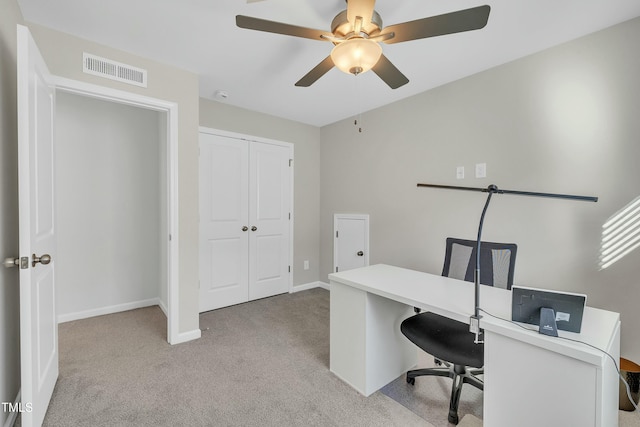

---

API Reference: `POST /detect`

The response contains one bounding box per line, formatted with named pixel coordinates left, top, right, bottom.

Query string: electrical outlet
left=303, top=260, right=309, bottom=270
left=456, top=166, right=464, bottom=179
left=475, top=163, right=487, bottom=178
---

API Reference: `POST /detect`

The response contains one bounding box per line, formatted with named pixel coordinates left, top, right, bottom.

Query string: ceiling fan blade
left=295, top=56, right=335, bottom=87
left=347, top=0, right=376, bottom=27
left=236, top=15, right=331, bottom=41
left=320, top=33, right=347, bottom=43
left=371, top=54, right=409, bottom=89
left=382, top=5, right=490, bottom=45
left=368, top=32, right=395, bottom=43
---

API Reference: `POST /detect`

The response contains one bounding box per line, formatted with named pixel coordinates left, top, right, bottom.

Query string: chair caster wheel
left=448, top=412, right=459, bottom=425
left=406, top=376, right=415, bottom=385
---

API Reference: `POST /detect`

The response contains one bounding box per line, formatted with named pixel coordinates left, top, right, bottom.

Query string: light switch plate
left=475, top=163, right=487, bottom=178
left=456, top=166, right=464, bottom=179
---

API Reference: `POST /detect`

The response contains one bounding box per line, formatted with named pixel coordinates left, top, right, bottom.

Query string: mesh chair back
left=441, top=238, right=517, bottom=290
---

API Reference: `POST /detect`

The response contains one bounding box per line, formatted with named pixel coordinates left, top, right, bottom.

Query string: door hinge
left=336, top=231, right=339, bottom=238
left=289, top=159, right=293, bottom=167
left=288, top=265, right=291, bottom=273
left=336, top=266, right=339, bottom=272
left=289, top=212, right=291, bottom=220
left=169, top=234, right=172, bottom=241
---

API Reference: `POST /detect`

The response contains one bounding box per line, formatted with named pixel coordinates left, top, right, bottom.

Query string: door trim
left=52, top=76, right=181, bottom=345
left=198, top=126, right=294, bottom=293
left=333, top=214, right=370, bottom=273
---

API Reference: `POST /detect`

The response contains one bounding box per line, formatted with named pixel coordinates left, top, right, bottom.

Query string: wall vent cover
left=83, top=53, right=147, bottom=87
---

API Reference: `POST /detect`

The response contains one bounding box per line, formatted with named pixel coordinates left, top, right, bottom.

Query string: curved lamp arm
left=417, top=183, right=598, bottom=343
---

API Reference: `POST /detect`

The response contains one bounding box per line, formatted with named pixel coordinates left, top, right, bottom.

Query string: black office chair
left=400, top=238, right=517, bottom=424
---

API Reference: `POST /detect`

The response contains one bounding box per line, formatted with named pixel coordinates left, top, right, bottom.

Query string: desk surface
left=329, top=264, right=620, bottom=367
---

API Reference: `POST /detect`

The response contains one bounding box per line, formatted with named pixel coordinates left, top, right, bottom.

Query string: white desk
left=329, top=264, right=620, bottom=427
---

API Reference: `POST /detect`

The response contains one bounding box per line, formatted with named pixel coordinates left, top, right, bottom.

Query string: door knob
left=3, top=257, right=28, bottom=269
left=32, top=253, right=52, bottom=267
left=357, top=251, right=364, bottom=256
left=3, top=257, right=19, bottom=268
left=242, top=226, right=248, bottom=232
left=251, top=226, right=257, bottom=231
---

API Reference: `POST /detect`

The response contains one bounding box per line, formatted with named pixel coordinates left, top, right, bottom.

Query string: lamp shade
left=331, top=38, right=382, bottom=75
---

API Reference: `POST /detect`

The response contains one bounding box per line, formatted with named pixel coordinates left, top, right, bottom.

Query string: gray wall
left=199, top=100, right=321, bottom=287
left=0, top=0, right=24, bottom=422
left=320, top=17, right=640, bottom=361
left=55, top=92, right=161, bottom=319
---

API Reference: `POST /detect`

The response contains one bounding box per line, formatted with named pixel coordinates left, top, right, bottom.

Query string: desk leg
left=330, top=281, right=416, bottom=396
left=484, top=330, right=605, bottom=427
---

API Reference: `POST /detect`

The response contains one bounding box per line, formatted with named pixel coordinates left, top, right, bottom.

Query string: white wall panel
left=55, top=92, right=161, bottom=319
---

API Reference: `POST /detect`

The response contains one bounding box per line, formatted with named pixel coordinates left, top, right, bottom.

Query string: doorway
left=52, top=78, right=180, bottom=344
left=55, top=91, right=166, bottom=325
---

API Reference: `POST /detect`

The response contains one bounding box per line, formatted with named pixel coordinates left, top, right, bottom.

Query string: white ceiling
left=16, top=0, right=640, bottom=127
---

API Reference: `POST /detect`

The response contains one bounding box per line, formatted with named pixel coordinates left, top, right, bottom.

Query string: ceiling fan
left=236, top=0, right=490, bottom=89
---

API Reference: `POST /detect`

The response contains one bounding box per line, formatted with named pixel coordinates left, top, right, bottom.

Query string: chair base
left=406, top=364, right=483, bottom=425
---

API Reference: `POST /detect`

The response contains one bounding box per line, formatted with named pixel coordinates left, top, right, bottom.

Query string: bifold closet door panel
left=199, top=134, right=250, bottom=312
left=248, top=142, right=291, bottom=301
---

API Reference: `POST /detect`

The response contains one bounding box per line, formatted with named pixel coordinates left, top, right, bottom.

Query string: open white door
left=17, top=24, right=58, bottom=426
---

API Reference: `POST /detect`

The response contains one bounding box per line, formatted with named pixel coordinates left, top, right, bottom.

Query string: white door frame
left=198, top=126, right=294, bottom=293
left=333, top=214, right=370, bottom=273
left=52, top=76, right=180, bottom=344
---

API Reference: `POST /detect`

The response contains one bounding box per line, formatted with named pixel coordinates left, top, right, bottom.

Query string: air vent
left=83, top=53, right=147, bottom=88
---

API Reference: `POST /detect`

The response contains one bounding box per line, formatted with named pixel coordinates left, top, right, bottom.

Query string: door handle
left=242, top=226, right=248, bottom=232
left=251, top=226, right=257, bottom=232
left=357, top=251, right=364, bottom=256
left=32, top=253, right=52, bottom=267
left=3, top=257, right=28, bottom=269
left=3, top=257, right=19, bottom=268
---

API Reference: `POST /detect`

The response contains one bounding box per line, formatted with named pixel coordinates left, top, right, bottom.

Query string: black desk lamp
left=417, top=183, right=598, bottom=343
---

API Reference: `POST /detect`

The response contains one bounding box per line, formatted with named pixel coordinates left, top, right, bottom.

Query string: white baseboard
left=3, top=389, right=20, bottom=427
left=170, top=329, right=201, bottom=345
left=158, top=299, right=168, bottom=317
left=57, top=298, right=160, bottom=324
left=317, top=281, right=330, bottom=290
left=291, top=281, right=330, bottom=292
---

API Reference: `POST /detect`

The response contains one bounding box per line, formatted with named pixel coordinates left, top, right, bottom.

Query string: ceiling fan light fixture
left=331, top=38, right=382, bottom=76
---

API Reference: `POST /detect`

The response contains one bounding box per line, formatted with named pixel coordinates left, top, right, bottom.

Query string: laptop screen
left=511, top=286, right=587, bottom=333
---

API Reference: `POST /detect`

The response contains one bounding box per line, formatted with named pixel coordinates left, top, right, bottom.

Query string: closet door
left=248, top=142, right=291, bottom=300
left=199, top=132, right=292, bottom=312
left=199, top=134, right=249, bottom=312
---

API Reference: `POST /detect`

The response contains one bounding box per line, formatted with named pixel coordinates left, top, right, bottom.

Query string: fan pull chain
left=354, top=74, right=363, bottom=133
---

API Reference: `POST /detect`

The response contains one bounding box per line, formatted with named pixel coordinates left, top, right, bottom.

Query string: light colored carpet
left=40, top=288, right=432, bottom=427
left=380, top=353, right=483, bottom=427
left=29, top=288, right=640, bottom=427
left=621, top=409, right=640, bottom=426
left=458, top=414, right=483, bottom=427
